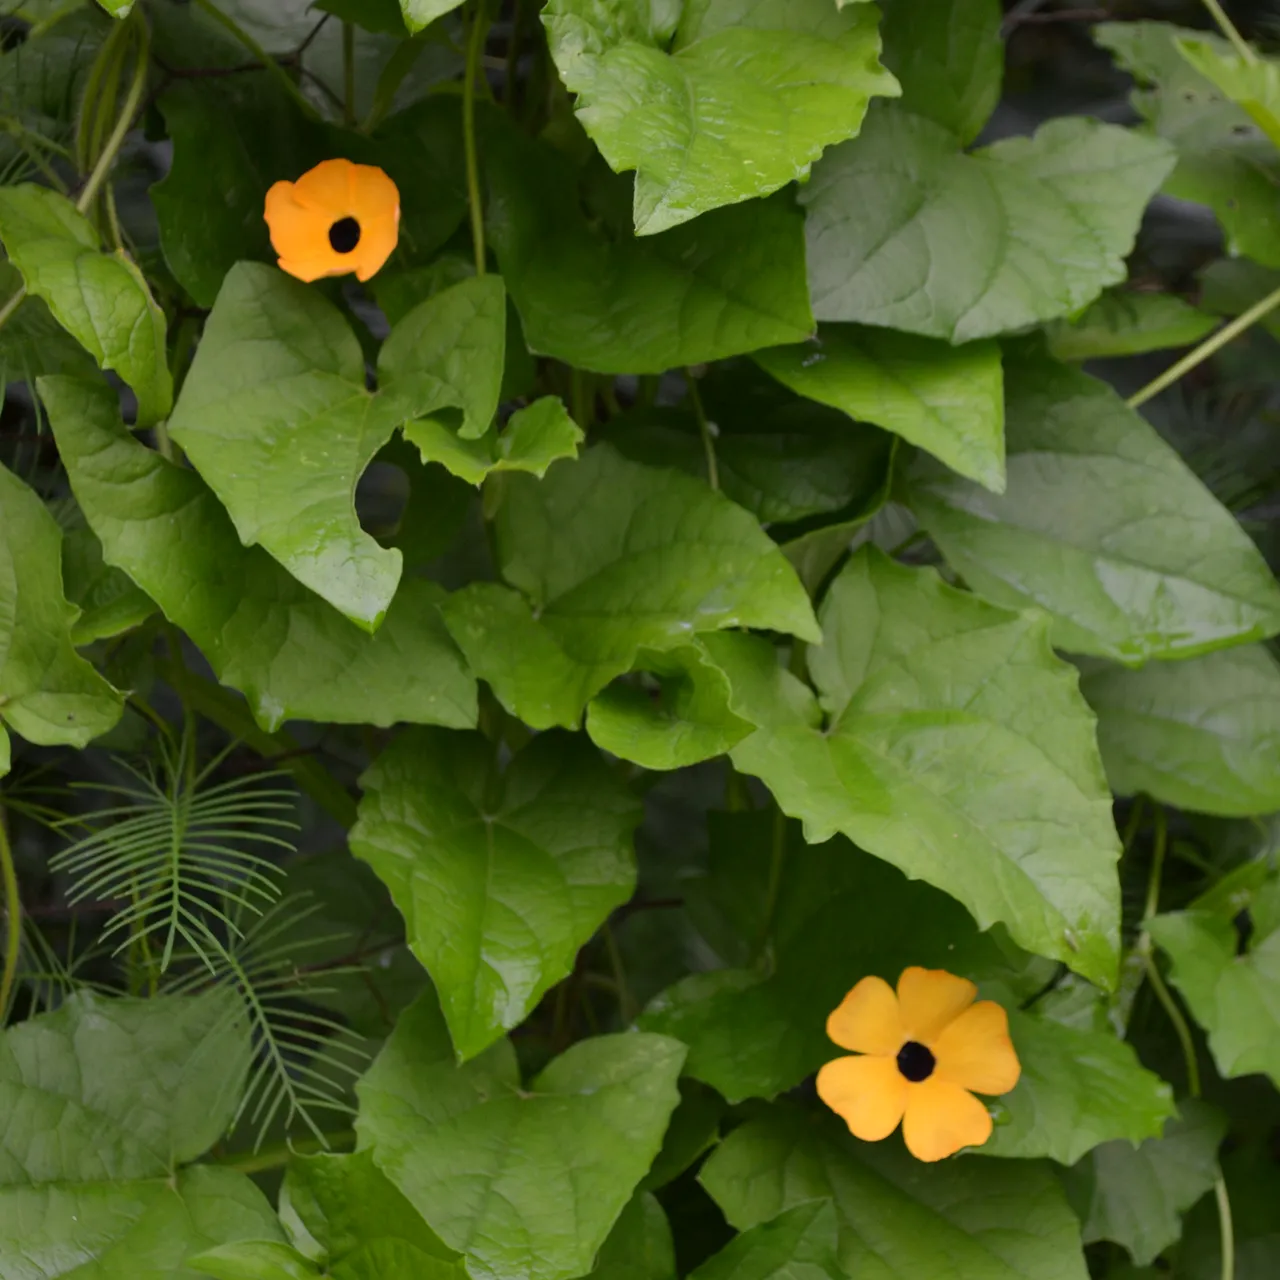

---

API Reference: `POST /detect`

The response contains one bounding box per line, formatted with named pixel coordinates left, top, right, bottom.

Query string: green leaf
left=315, top=0, right=407, bottom=34
left=879, top=0, right=1002, bottom=144
left=753, top=325, right=1005, bottom=491
left=0, top=267, right=99, bottom=386
left=589, top=1193, right=677, bottom=1280
left=1200, top=258, right=1280, bottom=339
left=0, top=991, right=281, bottom=1277
left=586, top=643, right=753, bottom=771
left=1044, top=290, right=1219, bottom=363
left=382, top=273, right=505, bottom=442
left=351, top=728, right=640, bottom=1060
left=168, top=266, right=504, bottom=630
left=1148, top=888, right=1280, bottom=1089
left=803, top=106, right=1175, bottom=341
left=60, top=507, right=157, bottom=644
left=408, top=395, right=584, bottom=486
left=192, top=1241, right=320, bottom=1280
left=543, top=0, right=898, bottom=235
left=700, top=1103, right=1090, bottom=1280
left=6, top=1165, right=286, bottom=1280
left=1044, top=291, right=1213, bottom=363
left=356, top=990, right=687, bottom=1280
left=440, top=445, right=819, bottom=730
left=274, top=851, right=426, bottom=1040
left=689, top=1202, right=840, bottom=1280
left=712, top=546, right=1122, bottom=986
left=42, top=374, right=477, bottom=734
left=640, top=822, right=1021, bottom=1102
left=601, top=370, right=893, bottom=526
left=400, top=0, right=463, bottom=32
left=0, top=184, right=172, bottom=425
left=1061, top=1101, right=1227, bottom=1266
left=0, top=462, right=123, bottom=752
left=1095, top=22, right=1280, bottom=269
left=1080, top=645, right=1280, bottom=817
left=487, top=126, right=814, bottom=373
left=910, top=351, right=1280, bottom=663
left=1176, top=38, right=1280, bottom=150
left=981, top=1012, right=1174, bottom=1163
left=0, top=989, right=248, bottom=1179
left=244, top=1149, right=465, bottom=1280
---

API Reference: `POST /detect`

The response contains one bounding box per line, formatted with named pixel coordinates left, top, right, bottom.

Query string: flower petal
left=352, top=213, right=400, bottom=282
left=826, top=975, right=904, bottom=1055
left=901, top=1078, right=993, bottom=1163
left=932, top=1000, right=1021, bottom=1095
left=275, top=255, right=346, bottom=283
left=292, top=157, right=359, bottom=213
left=817, top=1054, right=908, bottom=1143
left=896, top=967, right=977, bottom=1044
left=350, top=165, right=401, bottom=226
left=264, top=181, right=332, bottom=265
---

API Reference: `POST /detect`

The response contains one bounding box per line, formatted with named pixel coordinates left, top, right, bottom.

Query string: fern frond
left=49, top=731, right=297, bottom=974
left=169, top=895, right=370, bottom=1150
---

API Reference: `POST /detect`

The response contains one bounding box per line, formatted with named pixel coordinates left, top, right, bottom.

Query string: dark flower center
left=329, top=216, right=361, bottom=254
left=896, top=1040, right=936, bottom=1083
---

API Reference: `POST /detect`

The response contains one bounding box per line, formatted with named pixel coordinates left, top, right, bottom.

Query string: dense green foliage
left=2, top=1, right=1280, bottom=1277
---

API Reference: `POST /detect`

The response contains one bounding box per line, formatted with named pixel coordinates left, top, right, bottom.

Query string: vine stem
left=190, top=0, right=319, bottom=120
left=1135, top=805, right=1233, bottom=1278
left=213, top=1129, right=354, bottom=1175
left=1127, top=281, right=1280, bottom=408
left=463, top=0, right=490, bottom=276
left=76, top=14, right=149, bottom=216
left=0, top=810, right=19, bottom=1018
left=687, top=373, right=719, bottom=490
left=1216, top=1174, right=1236, bottom=1280
left=1201, top=0, right=1258, bottom=64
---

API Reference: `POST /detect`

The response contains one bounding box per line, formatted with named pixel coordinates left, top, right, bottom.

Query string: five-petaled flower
left=264, top=158, right=400, bottom=284
left=817, top=966, right=1020, bottom=1163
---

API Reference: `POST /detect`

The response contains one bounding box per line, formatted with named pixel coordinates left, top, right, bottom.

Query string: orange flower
left=263, top=158, right=400, bottom=283
left=817, top=967, right=1020, bottom=1163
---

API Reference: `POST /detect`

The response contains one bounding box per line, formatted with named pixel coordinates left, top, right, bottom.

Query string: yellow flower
left=816, top=967, right=1020, bottom=1163
left=263, top=158, right=400, bottom=284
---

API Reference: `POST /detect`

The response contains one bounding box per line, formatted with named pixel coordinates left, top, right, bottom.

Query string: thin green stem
left=687, top=373, right=719, bottom=490
left=0, top=811, right=20, bottom=1019
left=1142, top=805, right=1167, bottom=925
left=1128, top=282, right=1280, bottom=408
left=213, top=1129, right=354, bottom=1175
left=1142, top=951, right=1202, bottom=1097
left=76, top=15, right=149, bottom=217
left=1135, top=804, right=1201, bottom=1093
left=463, top=0, right=490, bottom=276
left=1202, top=0, right=1258, bottom=64
left=0, top=286, right=27, bottom=337
left=1215, top=1172, right=1236, bottom=1280
left=76, top=14, right=130, bottom=175
left=342, top=20, right=356, bottom=126
left=191, top=0, right=319, bottom=120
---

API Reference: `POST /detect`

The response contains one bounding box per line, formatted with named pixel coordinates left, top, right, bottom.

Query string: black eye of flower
left=896, top=1040, right=936, bottom=1082
left=328, top=216, right=361, bottom=253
